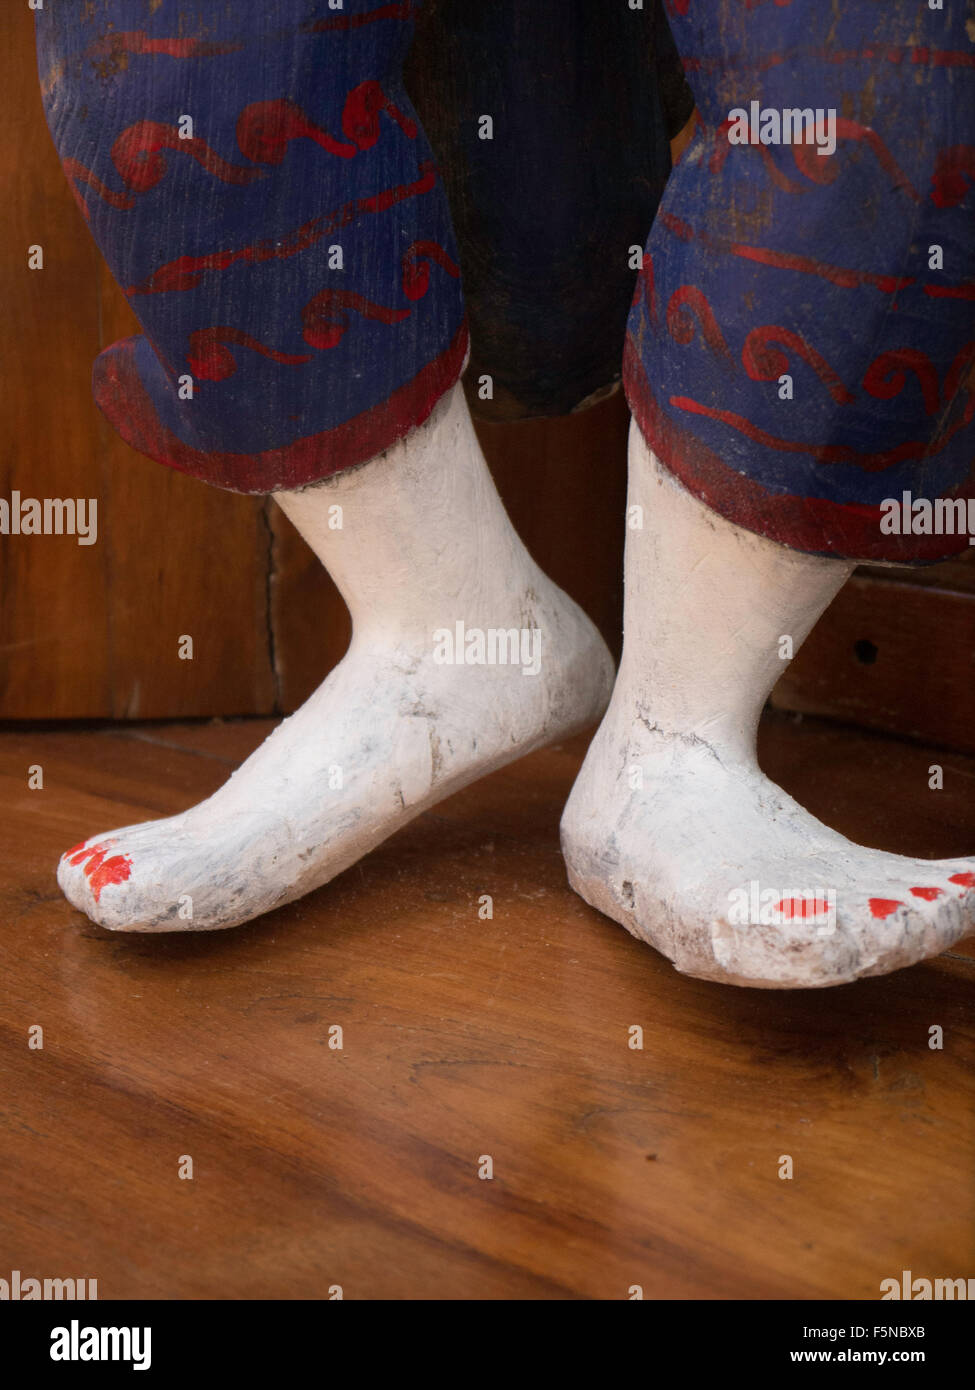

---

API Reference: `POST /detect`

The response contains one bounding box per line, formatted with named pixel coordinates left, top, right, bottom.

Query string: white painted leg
left=561, top=421, right=975, bottom=988
left=59, top=384, right=615, bottom=930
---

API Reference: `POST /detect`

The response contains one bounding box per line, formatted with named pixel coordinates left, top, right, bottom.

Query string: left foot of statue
left=561, top=424, right=975, bottom=989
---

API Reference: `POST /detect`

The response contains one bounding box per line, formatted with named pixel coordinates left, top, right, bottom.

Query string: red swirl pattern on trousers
left=186, top=328, right=313, bottom=382
left=668, top=393, right=971, bottom=472
left=184, top=242, right=459, bottom=378
left=111, top=121, right=263, bottom=193
left=125, top=161, right=438, bottom=296
left=236, top=99, right=357, bottom=163
left=709, top=118, right=920, bottom=202
left=235, top=85, right=417, bottom=166
left=658, top=211, right=917, bottom=297
left=92, top=324, right=470, bottom=494
left=661, top=259, right=974, bottom=456
left=401, top=240, right=461, bottom=300
left=301, top=290, right=411, bottom=350
left=66, top=83, right=419, bottom=214
left=742, top=326, right=855, bottom=405
left=665, top=286, right=734, bottom=366
left=862, top=349, right=942, bottom=417
left=61, top=157, right=135, bottom=216
left=931, top=146, right=975, bottom=208
left=663, top=285, right=974, bottom=470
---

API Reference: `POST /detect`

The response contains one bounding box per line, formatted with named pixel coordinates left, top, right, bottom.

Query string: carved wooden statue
left=37, top=1, right=975, bottom=987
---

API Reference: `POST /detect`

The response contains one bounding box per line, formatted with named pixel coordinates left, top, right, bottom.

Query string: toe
left=704, top=860, right=975, bottom=988
left=57, top=837, right=134, bottom=922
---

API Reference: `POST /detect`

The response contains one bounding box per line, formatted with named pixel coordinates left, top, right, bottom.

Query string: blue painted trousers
left=36, top=1, right=975, bottom=562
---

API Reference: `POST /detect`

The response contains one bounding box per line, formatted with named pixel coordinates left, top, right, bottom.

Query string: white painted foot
left=59, top=385, right=614, bottom=931
left=561, top=424, right=975, bottom=988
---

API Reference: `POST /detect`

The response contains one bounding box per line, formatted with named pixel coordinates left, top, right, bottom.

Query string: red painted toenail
left=910, top=886, right=943, bottom=901
left=776, top=897, right=830, bottom=919
left=68, top=840, right=116, bottom=868
left=81, top=848, right=108, bottom=877
left=88, top=854, right=132, bottom=902
left=869, top=898, right=902, bottom=919
left=66, top=842, right=131, bottom=901
left=949, top=872, right=975, bottom=889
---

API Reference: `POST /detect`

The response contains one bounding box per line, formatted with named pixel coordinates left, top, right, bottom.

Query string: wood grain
left=473, top=391, right=630, bottom=661
left=0, top=711, right=971, bottom=1299
left=0, top=7, right=275, bottom=720
left=772, top=566, right=975, bottom=755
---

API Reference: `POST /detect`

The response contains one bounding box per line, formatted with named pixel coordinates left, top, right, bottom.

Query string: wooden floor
left=1, top=710, right=972, bottom=1300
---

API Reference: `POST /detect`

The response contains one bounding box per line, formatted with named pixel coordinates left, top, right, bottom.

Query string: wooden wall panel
left=771, top=553, right=975, bottom=755
left=0, top=6, right=275, bottom=721
left=0, top=14, right=108, bottom=719
left=93, top=263, right=277, bottom=722
left=473, top=389, right=629, bottom=663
